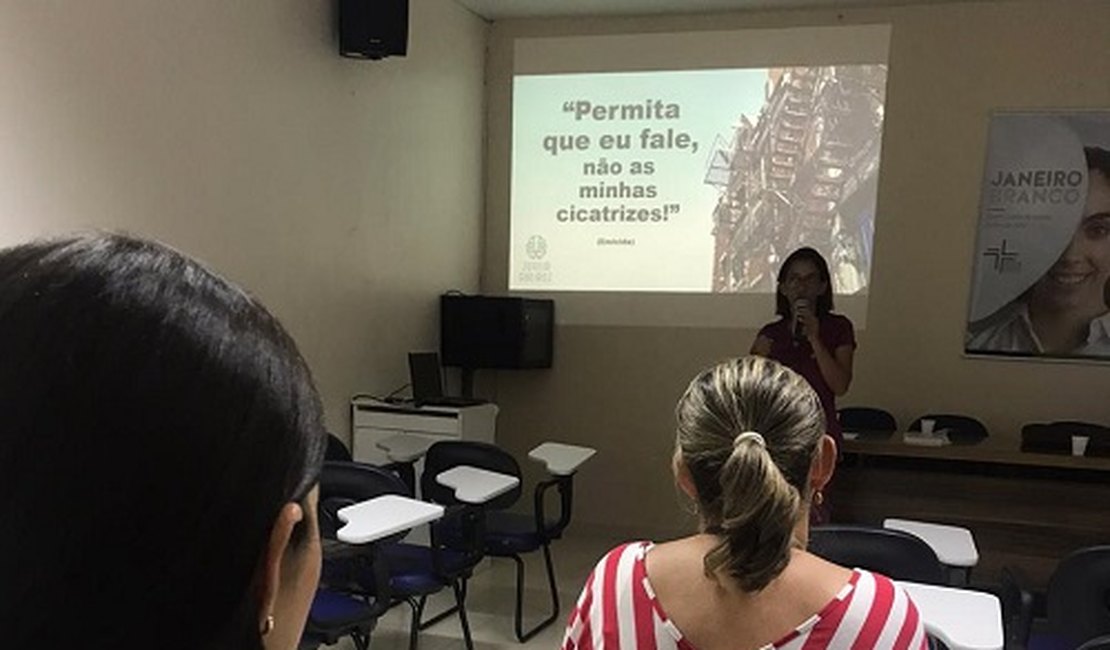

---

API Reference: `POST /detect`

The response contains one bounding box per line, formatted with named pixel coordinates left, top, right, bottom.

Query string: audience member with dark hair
left=0, top=234, right=327, bottom=650
left=562, top=357, right=925, bottom=650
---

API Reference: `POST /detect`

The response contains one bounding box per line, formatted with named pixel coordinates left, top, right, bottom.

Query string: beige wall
left=0, top=0, right=488, bottom=435
left=483, top=0, right=1110, bottom=536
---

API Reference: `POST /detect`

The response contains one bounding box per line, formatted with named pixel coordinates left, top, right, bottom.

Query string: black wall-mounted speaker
left=338, top=0, right=408, bottom=60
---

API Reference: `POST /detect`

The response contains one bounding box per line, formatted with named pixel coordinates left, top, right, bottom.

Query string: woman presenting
left=750, top=248, right=855, bottom=520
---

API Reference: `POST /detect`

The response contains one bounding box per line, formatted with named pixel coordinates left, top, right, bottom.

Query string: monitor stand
left=460, top=368, right=475, bottom=399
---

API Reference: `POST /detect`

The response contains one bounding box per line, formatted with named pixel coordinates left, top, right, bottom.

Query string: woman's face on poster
left=1030, top=169, right=1110, bottom=314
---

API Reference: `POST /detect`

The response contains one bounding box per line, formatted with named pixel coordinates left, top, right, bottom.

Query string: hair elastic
left=733, top=431, right=766, bottom=449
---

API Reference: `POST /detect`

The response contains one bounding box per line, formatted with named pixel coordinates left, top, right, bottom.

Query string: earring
left=813, top=490, right=824, bottom=506
left=261, top=614, right=275, bottom=636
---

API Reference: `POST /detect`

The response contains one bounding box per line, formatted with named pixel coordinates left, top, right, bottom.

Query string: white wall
left=0, top=0, right=489, bottom=434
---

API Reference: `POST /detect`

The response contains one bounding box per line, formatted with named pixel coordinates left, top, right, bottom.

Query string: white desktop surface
left=529, top=442, right=596, bottom=476
left=436, top=465, right=520, bottom=504
left=336, top=495, right=444, bottom=545
left=377, top=433, right=436, bottom=463
left=885, top=518, right=980, bottom=567
left=898, top=581, right=1003, bottom=650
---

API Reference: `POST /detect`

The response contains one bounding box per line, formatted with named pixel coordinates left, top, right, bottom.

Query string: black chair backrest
left=325, top=433, right=353, bottom=462
left=809, top=525, right=946, bottom=585
left=318, top=461, right=409, bottom=540
left=421, top=440, right=522, bottom=510
left=909, top=414, right=988, bottom=444
left=838, top=407, right=898, bottom=433
left=1024, top=421, right=1110, bottom=457
left=1047, top=546, right=1110, bottom=640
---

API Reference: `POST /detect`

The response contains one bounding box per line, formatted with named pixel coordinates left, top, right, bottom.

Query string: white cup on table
left=1072, top=435, right=1090, bottom=457
left=920, top=419, right=936, bottom=435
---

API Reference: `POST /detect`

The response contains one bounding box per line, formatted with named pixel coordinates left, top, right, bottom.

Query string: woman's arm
left=799, top=314, right=854, bottom=395
left=811, top=339, right=854, bottom=396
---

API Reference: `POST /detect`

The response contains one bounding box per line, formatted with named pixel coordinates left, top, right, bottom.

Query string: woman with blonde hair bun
left=562, top=356, right=925, bottom=650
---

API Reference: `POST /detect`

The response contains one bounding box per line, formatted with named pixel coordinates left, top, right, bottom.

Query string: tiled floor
left=325, top=528, right=626, bottom=650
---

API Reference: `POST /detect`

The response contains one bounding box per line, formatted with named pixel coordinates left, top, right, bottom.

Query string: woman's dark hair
left=774, top=247, right=834, bottom=317
left=0, top=234, right=327, bottom=649
left=1087, top=146, right=1110, bottom=176
left=675, top=356, right=825, bottom=592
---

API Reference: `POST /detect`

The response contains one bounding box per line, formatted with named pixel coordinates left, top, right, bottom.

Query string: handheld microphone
left=793, top=298, right=810, bottom=342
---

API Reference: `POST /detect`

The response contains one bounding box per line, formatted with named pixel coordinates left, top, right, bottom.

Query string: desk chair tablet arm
left=1077, top=634, right=1110, bottom=650
left=528, top=442, right=596, bottom=541
left=376, top=433, right=437, bottom=495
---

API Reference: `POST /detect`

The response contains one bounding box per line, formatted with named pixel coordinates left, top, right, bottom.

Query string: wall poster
left=966, top=112, right=1110, bottom=361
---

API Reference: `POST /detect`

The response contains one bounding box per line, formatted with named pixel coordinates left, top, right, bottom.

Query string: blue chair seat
left=384, top=543, right=476, bottom=595
left=302, top=589, right=377, bottom=649
left=1027, top=633, right=1082, bottom=650
left=310, top=589, right=374, bottom=626
left=435, top=510, right=560, bottom=555
left=484, top=511, right=561, bottom=555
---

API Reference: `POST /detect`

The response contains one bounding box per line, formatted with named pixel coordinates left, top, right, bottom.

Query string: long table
left=835, top=434, right=1110, bottom=592
left=841, top=434, right=1110, bottom=472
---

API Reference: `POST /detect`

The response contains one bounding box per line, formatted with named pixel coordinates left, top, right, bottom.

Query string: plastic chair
left=809, top=524, right=946, bottom=585
left=838, top=406, right=898, bottom=434
left=1029, top=546, right=1110, bottom=649
left=909, top=414, right=988, bottom=444
left=302, top=458, right=405, bottom=650
left=319, top=461, right=485, bottom=650
left=1022, top=421, right=1110, bottom=457
left=421, top=440, right=590, bottom=642
left=997, top=565, right=1035, bottom=649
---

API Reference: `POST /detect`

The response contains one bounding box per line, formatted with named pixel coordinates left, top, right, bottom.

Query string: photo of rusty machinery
left=704, top=65, right=887, bottom=294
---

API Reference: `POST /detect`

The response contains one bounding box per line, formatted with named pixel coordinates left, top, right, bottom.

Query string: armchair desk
left=898, top=581, right=1003, bottom=650
left=336, top=495, right=445, bottom=545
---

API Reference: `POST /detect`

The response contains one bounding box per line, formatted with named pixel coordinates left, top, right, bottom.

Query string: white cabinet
left=349, top=398, right=498, bottom=466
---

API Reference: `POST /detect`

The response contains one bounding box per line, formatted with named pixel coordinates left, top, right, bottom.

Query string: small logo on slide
left=526, top=235, right=548, bottom=260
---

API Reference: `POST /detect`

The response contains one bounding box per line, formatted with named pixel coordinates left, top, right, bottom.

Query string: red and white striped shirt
left=562, top=542, right=927, bottom=650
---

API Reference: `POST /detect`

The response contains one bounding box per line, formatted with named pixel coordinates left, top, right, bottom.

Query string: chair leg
left=352, top=631, right=370, bottom=650
left=418, top=592, right=461, bottom=630
left=406, top=597, right=422, bottom=650
left=513, top=544, right=562, bottom=642
left=452, top=579, right=475, bottom=650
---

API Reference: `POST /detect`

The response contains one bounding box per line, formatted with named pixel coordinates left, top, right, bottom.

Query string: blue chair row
left=302, top=435, right=589, bottom=648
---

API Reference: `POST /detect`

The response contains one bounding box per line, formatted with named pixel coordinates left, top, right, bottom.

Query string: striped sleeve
left=562, top=543, right=634, bottom=650
left=822, top=571, right=926, bottom=649
left=561, top=542, right=682, bottom=650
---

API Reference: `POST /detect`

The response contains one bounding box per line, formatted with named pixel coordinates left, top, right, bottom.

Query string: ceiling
left=454, top=0, right=999, bottom=20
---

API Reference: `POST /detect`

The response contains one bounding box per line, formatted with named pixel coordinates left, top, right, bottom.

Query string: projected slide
left=510, top=65, right=888, bottom=293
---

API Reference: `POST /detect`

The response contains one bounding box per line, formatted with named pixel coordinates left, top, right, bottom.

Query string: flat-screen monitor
left=440, top=295, right=554, bottom=369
